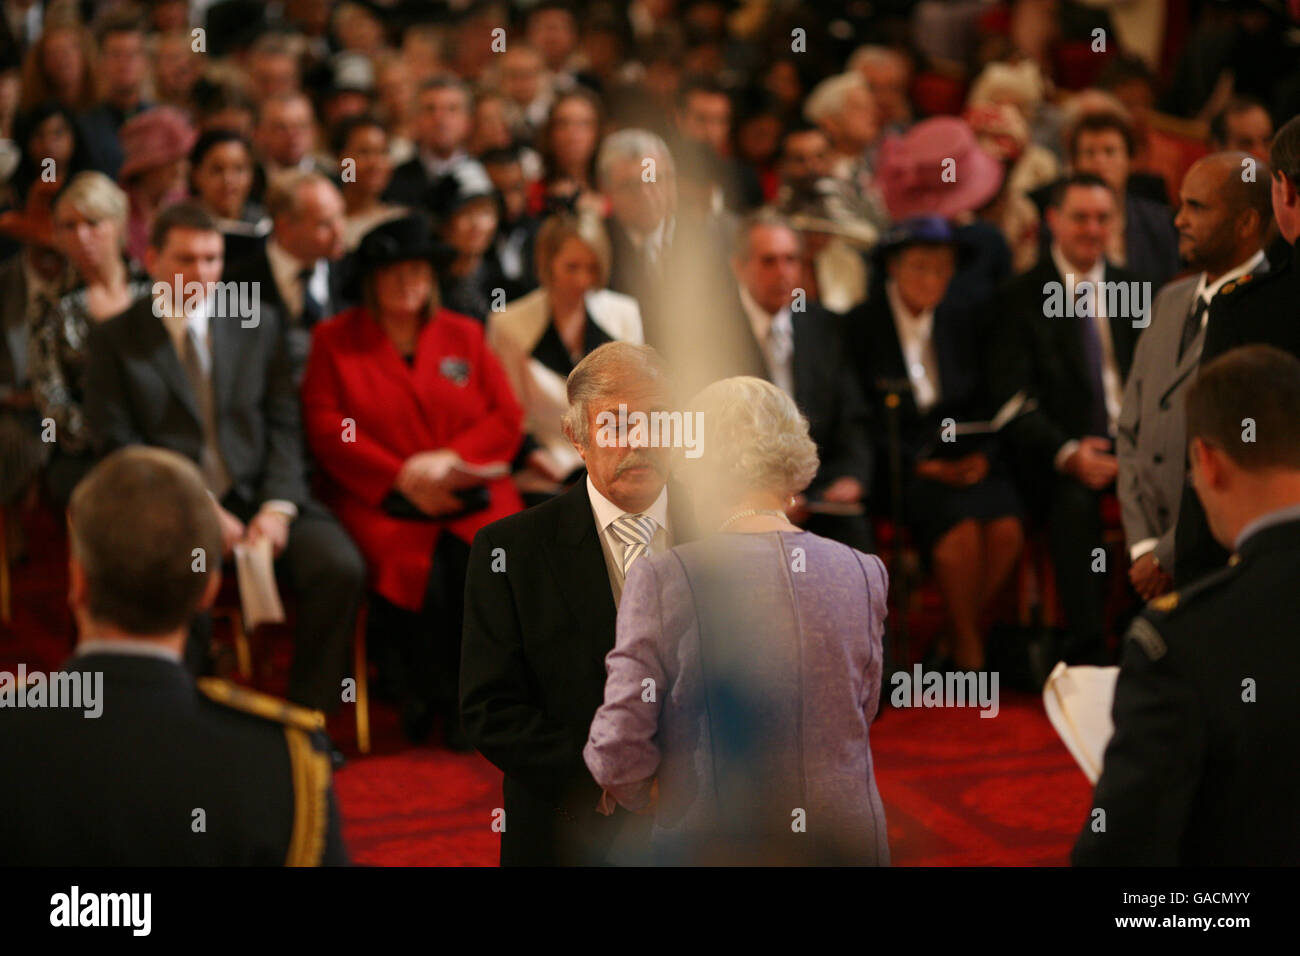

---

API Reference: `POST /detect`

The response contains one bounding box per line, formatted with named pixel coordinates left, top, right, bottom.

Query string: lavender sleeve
left=583, top=555, right=670, bottom=811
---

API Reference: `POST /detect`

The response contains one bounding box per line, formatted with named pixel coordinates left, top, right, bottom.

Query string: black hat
left=343, top=214, right=455, bottom=300
left=425, top=161, right=497, bottom=220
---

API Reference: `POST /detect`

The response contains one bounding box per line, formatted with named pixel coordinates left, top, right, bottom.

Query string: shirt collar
left=1050, top=243, right=1105, bottom=287
left=267, top=238, right=315, bottom=287
left=885, top=279, right=934, bottom=337
left=73, top=637, right=184, bottom=664
left=1234, top=501, right=1300, bottom=552
left=738, top=283, right=791, bottom=343
left=1193, top=248, right=1267, bottom=305
left=586, top=473, right=669, bottom=534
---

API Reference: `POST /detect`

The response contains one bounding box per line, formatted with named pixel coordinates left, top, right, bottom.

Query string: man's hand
left=246, top=509, right=291, bottom=557
left=1064, top=436, right=1119, bottom=490
left=215, top=504, right=246, bottom=558
left=820, top=475, right=864, bottom=503
left=1129, top=551, right=1173, bottom=600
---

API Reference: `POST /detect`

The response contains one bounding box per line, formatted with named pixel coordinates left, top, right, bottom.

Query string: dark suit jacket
left=1173, top=240, right=1300, bottom=585
left=223, top=244, right=344, bottom=384
left=1073, top=517, right=1300, bottom=865
left=0, top=652, right=346, bottom=865
left=84, top=296, right=309, bottom=508
left=460, top=479, right=696, bottom=865
left=382, top=156, right=434, bottom=208
left=847, top=288, right=1000, bottom=480
left=986, top=256, right=1142, bottom=482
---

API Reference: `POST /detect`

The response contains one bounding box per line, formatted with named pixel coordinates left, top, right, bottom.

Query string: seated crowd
left=3, top=0, right=1300, bottom=866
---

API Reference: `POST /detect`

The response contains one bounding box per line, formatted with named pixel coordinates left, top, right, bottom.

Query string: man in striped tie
left=461, top=342, right=697, bottom=865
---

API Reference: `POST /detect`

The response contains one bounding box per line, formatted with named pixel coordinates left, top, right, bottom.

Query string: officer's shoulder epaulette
left=1144, top=554, right=1242, bottom=621
left=197, top=677, right=326, bottom=733
left=1219, top=273, right=1256, bottom=296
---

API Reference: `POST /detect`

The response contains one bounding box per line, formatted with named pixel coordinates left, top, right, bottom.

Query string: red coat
left=301, top=305, right=524, bottom=611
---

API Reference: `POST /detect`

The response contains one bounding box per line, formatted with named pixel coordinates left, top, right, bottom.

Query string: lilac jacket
left=584, top=530, right=890, bottom=865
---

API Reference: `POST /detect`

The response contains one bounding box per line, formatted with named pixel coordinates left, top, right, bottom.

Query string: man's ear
left=562, top=417, right=587, bottom=462
left=1282, top=172, right=1300, bottom=211
left=1045, top=206, right=1060, bottom=237
left=143, top=244, right=157, bottom=278
left=1191, top=436, right=1228, bottom=490
left=68, top=553, right=87, bottom=614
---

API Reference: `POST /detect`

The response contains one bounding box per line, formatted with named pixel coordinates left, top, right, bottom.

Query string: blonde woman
left=487, top=212, right=642, bottom=501
left=585, top=376, right=890, bottom=865
left=30, top=171, right=151, bottom=502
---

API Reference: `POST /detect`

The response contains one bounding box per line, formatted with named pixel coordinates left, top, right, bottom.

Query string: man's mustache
left=615, top=452, right=666, bottom=477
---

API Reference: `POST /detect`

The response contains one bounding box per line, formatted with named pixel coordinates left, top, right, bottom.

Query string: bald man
left=1118, top=152, right=1272, bottom=600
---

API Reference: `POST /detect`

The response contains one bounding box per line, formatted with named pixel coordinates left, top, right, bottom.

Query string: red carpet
left=3, top=502, right=1092, bottom=866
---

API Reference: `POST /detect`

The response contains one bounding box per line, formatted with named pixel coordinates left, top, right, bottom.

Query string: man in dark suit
left=1074, top=345, right=1300, bottom=865
left=461, top=342, right=695, bottom=866
left=1031, top=111, right=1180, bottom=290
left=223, top=170, right=347, bottom=384
left=690, top=209, right=873, bottom=551
left=988, top=174, right=1143, bottom=665
left=0, top=447, right=347, bottom=865
left=383, top=75, right=478, bottom=208
left=85, top=201, right=365, bottom=718
left=1174, top=116, right=1300, bottom=586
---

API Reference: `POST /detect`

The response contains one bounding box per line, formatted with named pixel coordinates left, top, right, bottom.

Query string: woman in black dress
left=848, top=216, right=1024, bottom=670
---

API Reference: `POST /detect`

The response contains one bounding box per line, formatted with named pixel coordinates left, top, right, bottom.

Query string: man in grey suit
left=85, top=201, right=365, bottom=720
left=1117, top=153, right=1272, bottom=599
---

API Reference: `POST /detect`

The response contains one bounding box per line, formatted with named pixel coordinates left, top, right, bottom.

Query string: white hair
left=849, top=45, right=906, bottom=74
left=804, top=72, right=869, bottom=126
left=596, top=128, right=675, bottom=189
left=681, top=376, right=819, bottom=499
left=562, top=341, right=671, bottom=447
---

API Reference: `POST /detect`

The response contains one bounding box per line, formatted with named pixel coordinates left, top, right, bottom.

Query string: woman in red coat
left=302, top=214, right=524, bottom=747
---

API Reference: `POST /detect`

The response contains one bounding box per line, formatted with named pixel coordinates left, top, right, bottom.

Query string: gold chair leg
left=354, top=602, right=370, bottom=755
left=231, top=609, right=252, bottom=680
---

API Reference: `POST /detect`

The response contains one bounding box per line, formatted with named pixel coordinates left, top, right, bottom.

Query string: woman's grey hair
left=562, top=341, right=671, bottom=447
left=804, top=72, right=869, bottom=125
left=596, top=128, right=675, bottom=189
left=54, top=170, right=129, bottom=238
left=683, top=376, right=819, bottom=499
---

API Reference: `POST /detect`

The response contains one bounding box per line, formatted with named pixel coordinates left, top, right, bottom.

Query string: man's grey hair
left=732, top=207, right=803, bottom=264
left=420, top=72, right=474, bottom=110
left=848, top=45, right=906, bottom=74
left=265, top=169, right=338, bottom=221
left=596, top=128, right=675, bottom=190
left=562, top=341, right=672, bottom=447
left=804, top=72, right=869, bottom=126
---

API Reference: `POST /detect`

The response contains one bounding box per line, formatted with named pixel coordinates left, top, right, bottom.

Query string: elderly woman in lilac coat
left=584, top=376, right=890, bottom=865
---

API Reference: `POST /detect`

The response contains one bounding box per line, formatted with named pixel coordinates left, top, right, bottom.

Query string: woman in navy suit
left=847, top=217, right=1024, bottom=670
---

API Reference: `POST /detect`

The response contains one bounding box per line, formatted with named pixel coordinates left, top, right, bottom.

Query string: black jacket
left=986, top=256, right=1143, bottom=477
left=1073, top=516, right=1300, bottom=865
left=0, top=653, right=346, bottom=865
left=84, top=295, right=309, bottom=508
left=460, top=480, right=695, bottom=865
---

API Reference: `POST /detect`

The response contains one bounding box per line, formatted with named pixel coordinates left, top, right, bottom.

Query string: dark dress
left=846, top=287, right=1022, bottom=553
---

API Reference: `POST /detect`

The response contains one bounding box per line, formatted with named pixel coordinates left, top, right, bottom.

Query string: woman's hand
left=395, top=450, right=465, bottom=515
left=917, top=453, right=988, bottom=487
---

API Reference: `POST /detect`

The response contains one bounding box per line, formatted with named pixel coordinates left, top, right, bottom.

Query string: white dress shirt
left=419, top=148, right=469, bottom=182
left=738, top=284, right=796, bottom=397
left=885, top=279, right=941, bottom=413
left=586, top=474, right=671, bottom=607
left=1050, top=244, right=1124, bottom=472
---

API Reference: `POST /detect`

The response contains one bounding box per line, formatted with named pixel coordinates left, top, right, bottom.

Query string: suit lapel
left=137, top=303, right=203, bottom=425
left=210, top=312, right=238, bottom=415
left=1040, top=259, right=1091, bottom=391
left=550, top=482, right=618, bottom=659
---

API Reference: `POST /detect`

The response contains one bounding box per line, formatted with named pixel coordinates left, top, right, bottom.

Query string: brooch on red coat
left=439, top=357, right=470, bottom=385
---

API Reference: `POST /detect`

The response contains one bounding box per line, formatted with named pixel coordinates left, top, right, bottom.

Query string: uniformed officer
left=1074, top=345, right=1300, bottom=865
left=0, top=447, right=347, bottom=865
left=1174, top=114, right=1300, bottom=585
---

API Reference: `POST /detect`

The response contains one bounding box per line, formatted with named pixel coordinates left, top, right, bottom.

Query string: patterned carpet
left=3, top=502, right=1093, bottom=866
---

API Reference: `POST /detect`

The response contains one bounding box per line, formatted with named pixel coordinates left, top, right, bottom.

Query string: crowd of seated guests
left=2, top=0, right=1300, bottom=741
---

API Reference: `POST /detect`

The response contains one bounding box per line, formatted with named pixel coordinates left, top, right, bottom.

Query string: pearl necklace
left=718, top=508, right=791, bottom=532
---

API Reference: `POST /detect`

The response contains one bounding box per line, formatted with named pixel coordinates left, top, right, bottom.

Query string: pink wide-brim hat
left=117, top=106, right=198, bottom=183
left=876, top=116, right=1005, bottom=221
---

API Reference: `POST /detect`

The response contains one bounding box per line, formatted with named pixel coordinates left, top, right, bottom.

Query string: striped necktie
left=610, top=513, right=657, bottom=574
